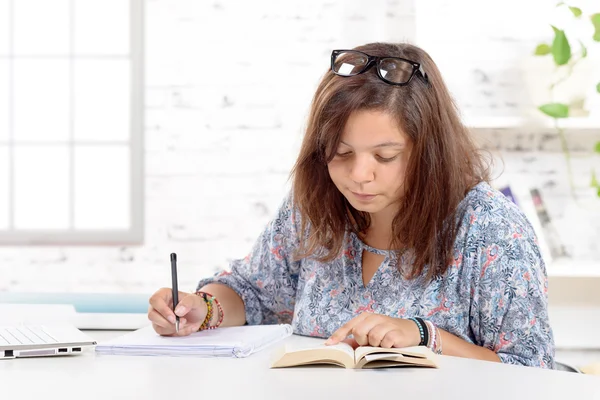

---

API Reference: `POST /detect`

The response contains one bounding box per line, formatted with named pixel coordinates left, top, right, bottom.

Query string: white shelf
left=464, top=116, right=600, bottom=130
left=547, top=258, right=600, bottom=278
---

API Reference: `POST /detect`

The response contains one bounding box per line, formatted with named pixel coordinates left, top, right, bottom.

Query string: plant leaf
left=595, top=141, right=600, bottom=153
left=592, top=169, right=599, bottom=188
left=551, top=26, right=571, bottom=65
left=592, top=14, right=600, bottom=42
left=534, top=43, right=552, bottom=55
left=597, top=82, right=600, bottom=93
left=569, top=6, right=582, bottom=17
left=579, top=39, right=588, bottom=57
left=539, top=103, right=569, bottom=118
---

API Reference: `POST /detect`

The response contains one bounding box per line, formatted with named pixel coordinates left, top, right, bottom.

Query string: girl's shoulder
left=458, top=181, right=534, bottom=234
left=454, top=181, right=546, bottom=279
left=455, top=181, right=542, bottom=259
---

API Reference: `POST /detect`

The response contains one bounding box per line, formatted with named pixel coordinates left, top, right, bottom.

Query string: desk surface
left=2, top=331, right=599, bottom=400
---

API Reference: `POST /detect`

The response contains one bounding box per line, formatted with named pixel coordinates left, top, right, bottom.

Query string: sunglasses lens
left=378, top=58, right=414, bottom=84
left=332, top=51, right=369, bottom=76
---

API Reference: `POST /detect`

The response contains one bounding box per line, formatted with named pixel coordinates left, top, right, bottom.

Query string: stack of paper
left=95, top=324, right=293, bottom=358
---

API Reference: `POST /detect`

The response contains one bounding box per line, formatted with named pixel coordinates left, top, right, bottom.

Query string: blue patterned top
left=198, top=182, right=555, bottom=368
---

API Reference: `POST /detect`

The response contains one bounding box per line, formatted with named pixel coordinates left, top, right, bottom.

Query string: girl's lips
left=351, top=192, right=377, bottom=201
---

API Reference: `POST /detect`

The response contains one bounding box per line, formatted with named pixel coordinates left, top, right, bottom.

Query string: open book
left=96, top=324, right=293, bottom=358
left=271, top=341, right=438, bottom=369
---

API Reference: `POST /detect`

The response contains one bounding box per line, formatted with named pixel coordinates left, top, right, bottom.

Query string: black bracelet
left=409, top=317, right=424, bottom=345
left=415, top=317, right=429, bottom=346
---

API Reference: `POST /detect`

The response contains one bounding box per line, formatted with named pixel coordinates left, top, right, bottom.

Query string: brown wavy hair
left=290, top=42, right=490, bottom=280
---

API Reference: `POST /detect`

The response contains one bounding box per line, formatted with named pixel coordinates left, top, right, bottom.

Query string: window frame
left=0, top=0, right=144, bottom=245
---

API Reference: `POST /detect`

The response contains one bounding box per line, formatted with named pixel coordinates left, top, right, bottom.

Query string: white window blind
left=0, top=0, right=143, bottom=244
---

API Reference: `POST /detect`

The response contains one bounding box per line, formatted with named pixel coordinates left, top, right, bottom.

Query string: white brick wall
left=1, top=0, right=599, bottom=295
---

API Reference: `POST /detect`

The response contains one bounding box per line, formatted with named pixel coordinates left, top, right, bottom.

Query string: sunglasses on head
left=331, top=49, right=429, bottom=86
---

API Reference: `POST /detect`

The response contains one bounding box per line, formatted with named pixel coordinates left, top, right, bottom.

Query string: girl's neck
left=361, top=208, right=396, bottom=250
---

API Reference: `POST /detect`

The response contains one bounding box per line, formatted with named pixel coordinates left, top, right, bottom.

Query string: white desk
left=1, top=331, right=599, bottom=400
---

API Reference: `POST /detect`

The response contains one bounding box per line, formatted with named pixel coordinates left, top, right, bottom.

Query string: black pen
left=170, top=253, right=179, bottom=333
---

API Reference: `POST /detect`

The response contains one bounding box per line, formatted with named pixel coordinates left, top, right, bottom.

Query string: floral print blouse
left=197, top=182, right=555, bottom=368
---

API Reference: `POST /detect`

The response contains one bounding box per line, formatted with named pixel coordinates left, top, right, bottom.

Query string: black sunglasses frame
left=331, top=49, right=429, bottom=86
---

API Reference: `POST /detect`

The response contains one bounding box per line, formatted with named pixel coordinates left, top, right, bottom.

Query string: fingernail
left=168, top=315, right=175, bottom=324
left=180, top=318, right=187, bottom=325
left=174, top=306, right=184, bottom=315
left=325, top=338, right=333, bottom=345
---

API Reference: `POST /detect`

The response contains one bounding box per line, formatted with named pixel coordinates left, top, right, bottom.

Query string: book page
left=364, top=353, right=405, bottom=362
left=322, top=341, right=355, bottom=359
left=284, top=341, right=355, bottom=359
left=354, top=346, right=437, bottom=369
left=271, top=340, right=355, bottom=368
left=354, top=345, right=429, bottom=362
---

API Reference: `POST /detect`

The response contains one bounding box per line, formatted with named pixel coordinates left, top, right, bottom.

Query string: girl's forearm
left=199, top=283, right=246, bottom=327
left=437, top=328, right=501, bottom=363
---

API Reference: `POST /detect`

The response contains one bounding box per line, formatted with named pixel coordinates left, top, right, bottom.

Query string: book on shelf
left=495, top=180, right=568, bottom=263
left=529, top=188, right=568, bottom=259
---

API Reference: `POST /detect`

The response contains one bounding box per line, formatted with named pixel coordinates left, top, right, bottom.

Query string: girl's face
left=327, top=110, right=412, bottom=217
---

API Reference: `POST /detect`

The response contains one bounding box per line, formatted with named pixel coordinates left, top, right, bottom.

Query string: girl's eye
left=376, top=155, right=398, bottom=162
left=335, top=152, right=352, bottom=157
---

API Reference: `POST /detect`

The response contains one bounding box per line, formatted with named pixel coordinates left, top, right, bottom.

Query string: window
left=0, top=0, right=143, bottom=244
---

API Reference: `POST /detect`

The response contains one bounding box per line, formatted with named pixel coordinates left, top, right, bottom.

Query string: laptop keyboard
left=0, top=326, right=58, bottom=346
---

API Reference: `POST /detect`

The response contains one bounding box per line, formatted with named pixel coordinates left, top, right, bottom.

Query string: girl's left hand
left=325, top=312, right=421, bottom=348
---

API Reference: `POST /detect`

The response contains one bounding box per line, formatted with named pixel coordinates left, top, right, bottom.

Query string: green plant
left=534, top=2, right=600, bottom=198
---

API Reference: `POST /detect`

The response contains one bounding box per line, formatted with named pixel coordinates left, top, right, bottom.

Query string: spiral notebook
left=95, top=324, right=293, bottom=358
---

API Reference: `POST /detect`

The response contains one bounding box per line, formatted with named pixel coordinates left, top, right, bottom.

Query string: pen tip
left=170, top=253, right=177, bottom=262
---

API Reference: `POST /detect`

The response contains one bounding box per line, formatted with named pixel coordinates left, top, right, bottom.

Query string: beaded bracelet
left=408, top=317, right=424, bottom=345
left=198, top=294, right=213, bottom=331
left=408, top=317, right=428, bottom=346
left=425, top=320, right=434, bottom=348
left=206, top=292, right=224, bottom=328
left=435, top=326, right=443, bottom=355
left=196, top=291, right=224, bottom=330
left=424, top=320, right=443, bottom=355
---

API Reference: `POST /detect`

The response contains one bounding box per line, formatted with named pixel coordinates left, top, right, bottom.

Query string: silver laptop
left=0, top=325, right=96, bottom=359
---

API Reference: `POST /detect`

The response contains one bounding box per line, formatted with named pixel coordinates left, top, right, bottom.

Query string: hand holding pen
left=146, top=253, right=209, bottom=336
left=170, top=253, right=180, bottom=332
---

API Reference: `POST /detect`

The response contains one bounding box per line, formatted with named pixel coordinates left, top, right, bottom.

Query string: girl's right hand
left=147, top=288, right=208, bottom=336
